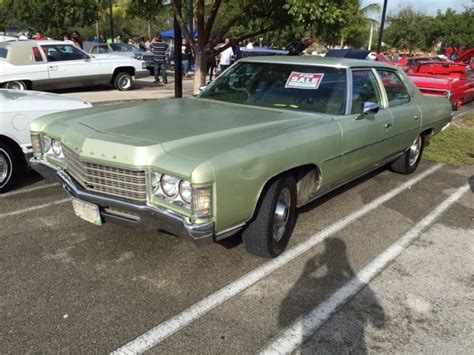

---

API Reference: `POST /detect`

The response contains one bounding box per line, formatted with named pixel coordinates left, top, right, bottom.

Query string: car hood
left=57, top=98, right=323, bottom=162
left=0, top=89, right=92, bottom=112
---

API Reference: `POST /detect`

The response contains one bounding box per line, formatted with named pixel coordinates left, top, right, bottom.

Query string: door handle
left=413, top=115, right=419, bottom=120
left=384, top=123, right=392, bottom=128
left=49, top=65, right=58, bottom=71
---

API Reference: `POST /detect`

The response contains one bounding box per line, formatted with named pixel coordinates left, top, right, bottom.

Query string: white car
left=0, top=40, right=149, bottom=91
left=0, top=89, right=92, bottom=192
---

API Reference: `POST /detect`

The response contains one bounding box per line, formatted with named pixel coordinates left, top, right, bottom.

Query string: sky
left=362, top=0, right=473, bottom=19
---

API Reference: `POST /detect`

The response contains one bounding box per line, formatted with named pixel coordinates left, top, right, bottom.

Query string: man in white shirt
left=219, top=38, right=234, bottom=72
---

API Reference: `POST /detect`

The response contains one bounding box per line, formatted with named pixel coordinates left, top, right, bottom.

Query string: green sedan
left=30, top=56, right=452, bottom=257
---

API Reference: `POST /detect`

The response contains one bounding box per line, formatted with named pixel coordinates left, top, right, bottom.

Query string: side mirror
left=199, top=85, right=207, bottom=92
left=362, top=102, right=379, bottom=115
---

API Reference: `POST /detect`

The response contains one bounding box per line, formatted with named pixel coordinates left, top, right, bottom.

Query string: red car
left=396, top=56, right=445, bottom=71
left=408, top=62, right=474, bottom=110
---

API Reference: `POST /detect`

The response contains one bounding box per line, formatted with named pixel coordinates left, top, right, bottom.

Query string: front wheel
left=113, top=72, right=133, bottom=91
left=390, top=135, right=424, bottom=174
left=242, top=175, right=297, bottom=258
left=0, top=142, right=17, bottom=193
left=3, top=80, right=27, bottom=90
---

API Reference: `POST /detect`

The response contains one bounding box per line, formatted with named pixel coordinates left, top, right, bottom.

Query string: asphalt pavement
left=0, top=104, right=473, bottom=354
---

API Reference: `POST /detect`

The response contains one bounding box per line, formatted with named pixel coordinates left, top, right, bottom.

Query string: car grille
left=142, top=54, right=154, bottom=63
left=64, top=148, right=147, bottom=205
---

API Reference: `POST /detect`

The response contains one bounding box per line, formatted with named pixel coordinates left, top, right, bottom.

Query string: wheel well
left=0, top=135, right=26, bottom=167
left=258, top=164, right=322, bottom=209
left=112, top=67, right=135, bottom=82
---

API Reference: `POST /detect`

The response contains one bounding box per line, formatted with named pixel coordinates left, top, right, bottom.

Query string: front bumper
left=30, top=157, right=214, bottom=246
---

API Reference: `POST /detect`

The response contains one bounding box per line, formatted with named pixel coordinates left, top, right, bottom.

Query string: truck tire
left=242, top=175, right=297, bottom=258
left=390, top=134, right=424, bottom=175
left=113, top=72, right=133, bottom=91
left=0, top=142, right=17, bottom=193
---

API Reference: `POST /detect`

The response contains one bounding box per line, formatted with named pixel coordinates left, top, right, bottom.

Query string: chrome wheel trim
left=5, top=81, right=25, bottom=90
left=0, top=152, right=9, bottom=185
left=408, top=136, right=422, bottom=166
left=119, top=76, right=131, bottom=89
left=273, top=186, right=291, bottom=242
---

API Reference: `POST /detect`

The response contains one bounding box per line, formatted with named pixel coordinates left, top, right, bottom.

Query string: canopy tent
left=325, top=49, right=370, bottom=59
left=160, top=30, right=197, bottom=39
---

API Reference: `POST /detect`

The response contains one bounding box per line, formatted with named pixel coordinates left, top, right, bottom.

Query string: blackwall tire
left=390, top=135, right=424, bottom=175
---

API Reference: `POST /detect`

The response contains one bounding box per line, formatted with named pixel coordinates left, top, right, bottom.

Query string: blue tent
left=160, top=30, right=197, bottom=39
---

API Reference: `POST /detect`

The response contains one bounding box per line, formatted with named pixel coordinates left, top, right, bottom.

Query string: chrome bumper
left=30, top=157, right=214, bottom=246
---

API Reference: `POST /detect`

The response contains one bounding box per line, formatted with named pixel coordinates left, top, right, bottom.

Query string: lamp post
left=376, top=0, right=388, bottom=54
left=174, top=0, right=183, bottom=98
left=109, top=0, right=114, bottom=41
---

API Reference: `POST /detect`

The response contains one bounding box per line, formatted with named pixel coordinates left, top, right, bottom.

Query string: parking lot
left=1, top=94, right=473, bottom=353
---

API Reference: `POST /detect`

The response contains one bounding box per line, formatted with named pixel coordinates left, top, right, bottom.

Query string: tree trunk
left=193, top=51, right=207, bottom=95
left=147, top=19, right=152, bottom=41
left=96, top=20, right=100, bottom=38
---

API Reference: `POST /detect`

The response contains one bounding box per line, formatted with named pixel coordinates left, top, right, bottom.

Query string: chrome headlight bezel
left=150, top=171, right=212, bottom=217
left=40, top=135, right=65, bottom=161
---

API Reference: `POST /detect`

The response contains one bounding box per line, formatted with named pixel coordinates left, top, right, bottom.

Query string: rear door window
left=376, top=70, right=410, bottom=107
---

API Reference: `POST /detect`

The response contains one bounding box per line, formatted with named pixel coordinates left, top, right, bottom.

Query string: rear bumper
left=30, top=157, right=214, bottom=246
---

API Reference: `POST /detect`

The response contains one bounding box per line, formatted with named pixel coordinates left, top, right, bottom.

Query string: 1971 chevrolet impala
left=29, top=57, right=452, bottom=257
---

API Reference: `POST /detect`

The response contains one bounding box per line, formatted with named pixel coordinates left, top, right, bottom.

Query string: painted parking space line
left=0, top=183, right=60, bottom=198
left=260, top=183, right=470, bottom=354
left=112, top=163, right=443, bottom=355
left=0, top=198, right=70, bottom=219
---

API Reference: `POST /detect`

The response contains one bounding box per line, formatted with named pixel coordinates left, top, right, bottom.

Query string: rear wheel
left=390, top=135, right=424, bottom=174
left=113, top=72, right=133, bottom=91
left=242, top=175, right=297, bottom=258
left=0, top=142, right=17, bottom=193
left=3, top=80, right=27, bottom=90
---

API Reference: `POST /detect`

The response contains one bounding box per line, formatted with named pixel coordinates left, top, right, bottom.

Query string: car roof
left=0, top=40, right=74, bottom=48
left=238, top=55, right=398, bottom=69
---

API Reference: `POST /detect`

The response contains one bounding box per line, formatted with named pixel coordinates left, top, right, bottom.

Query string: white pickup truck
left=0, top=40, right=149, bottom=91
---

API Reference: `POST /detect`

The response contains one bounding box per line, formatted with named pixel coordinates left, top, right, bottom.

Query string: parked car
left=30, top=57, right=452, bottom=257
left=87, top=42, right=155, bottom=73
left=408, top=61, right=474, bottom=110
left=0, top=89, right=91, bottom=192
left=395, top=56, right=445, bottom=71
left=0, top=40, right=149, bottom=91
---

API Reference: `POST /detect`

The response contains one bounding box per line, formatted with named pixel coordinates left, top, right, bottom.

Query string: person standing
left=182, top=39, right=193, bottom=78
left=219, top=38, right=234, bottom=73
left=151, top=34, right=169, bottom=84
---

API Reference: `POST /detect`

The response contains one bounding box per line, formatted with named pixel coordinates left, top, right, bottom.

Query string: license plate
left=72, top=198, right=102, bottom=226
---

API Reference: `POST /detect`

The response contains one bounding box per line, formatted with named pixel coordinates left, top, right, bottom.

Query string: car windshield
left=200, top=62, right=347, bottom=115
left=110, top=43, right=140, bottom=53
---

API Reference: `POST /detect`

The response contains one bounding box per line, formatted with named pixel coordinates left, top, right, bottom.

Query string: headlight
left=179, top=180, right=192, bottom=204
left=52, top=139, right=62, bottom=156
left=161, top=174, right=179, bottom=197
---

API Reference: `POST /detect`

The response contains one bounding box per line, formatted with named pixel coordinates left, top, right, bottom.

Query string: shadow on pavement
left=278, top=238, right=386, bottom=353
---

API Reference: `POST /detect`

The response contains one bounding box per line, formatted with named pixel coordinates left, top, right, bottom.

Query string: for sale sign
left=285, top=72, right=324, bottom=90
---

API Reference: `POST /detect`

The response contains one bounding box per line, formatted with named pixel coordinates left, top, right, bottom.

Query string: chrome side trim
left=215, top=223, right=246, bottom=241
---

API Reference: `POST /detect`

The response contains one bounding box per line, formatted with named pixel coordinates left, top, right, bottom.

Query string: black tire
left=3, top=80, right=27, bottom=90
left=0, top=142, right=17, bottom=193
left=390, top=134, right=424, bottom=174
left=242, top=175, right=297, bottom=258
left=113, top=72, right=133, bottom=91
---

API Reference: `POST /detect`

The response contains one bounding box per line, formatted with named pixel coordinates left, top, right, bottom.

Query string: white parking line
left=112, top=163, right=443, bottom=355
left=260, top=183, right=470, bottom=354
left=0, top=198, right=70, bottom=219
left=0, top=183, right=60, bottom=198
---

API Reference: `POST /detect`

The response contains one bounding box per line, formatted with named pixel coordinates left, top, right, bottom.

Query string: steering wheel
left=298, top=96, right=326, bottom=106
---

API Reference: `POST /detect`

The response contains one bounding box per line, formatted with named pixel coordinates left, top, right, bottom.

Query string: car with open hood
left=29, top=56, right=452, bottom=257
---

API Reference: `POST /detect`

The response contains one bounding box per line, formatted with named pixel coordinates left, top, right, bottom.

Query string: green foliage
left=2, top=0, right=99, bottom=37
left=385, top=7, right=474, bottom=51
left=127, top=0, right=163, bottom=21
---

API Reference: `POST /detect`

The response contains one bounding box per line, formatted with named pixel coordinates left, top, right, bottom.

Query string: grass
left=423, top=112, right=474, bottom=166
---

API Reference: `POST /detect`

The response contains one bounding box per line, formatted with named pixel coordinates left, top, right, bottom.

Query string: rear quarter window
left=376, top=70, right=410, bottom=107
